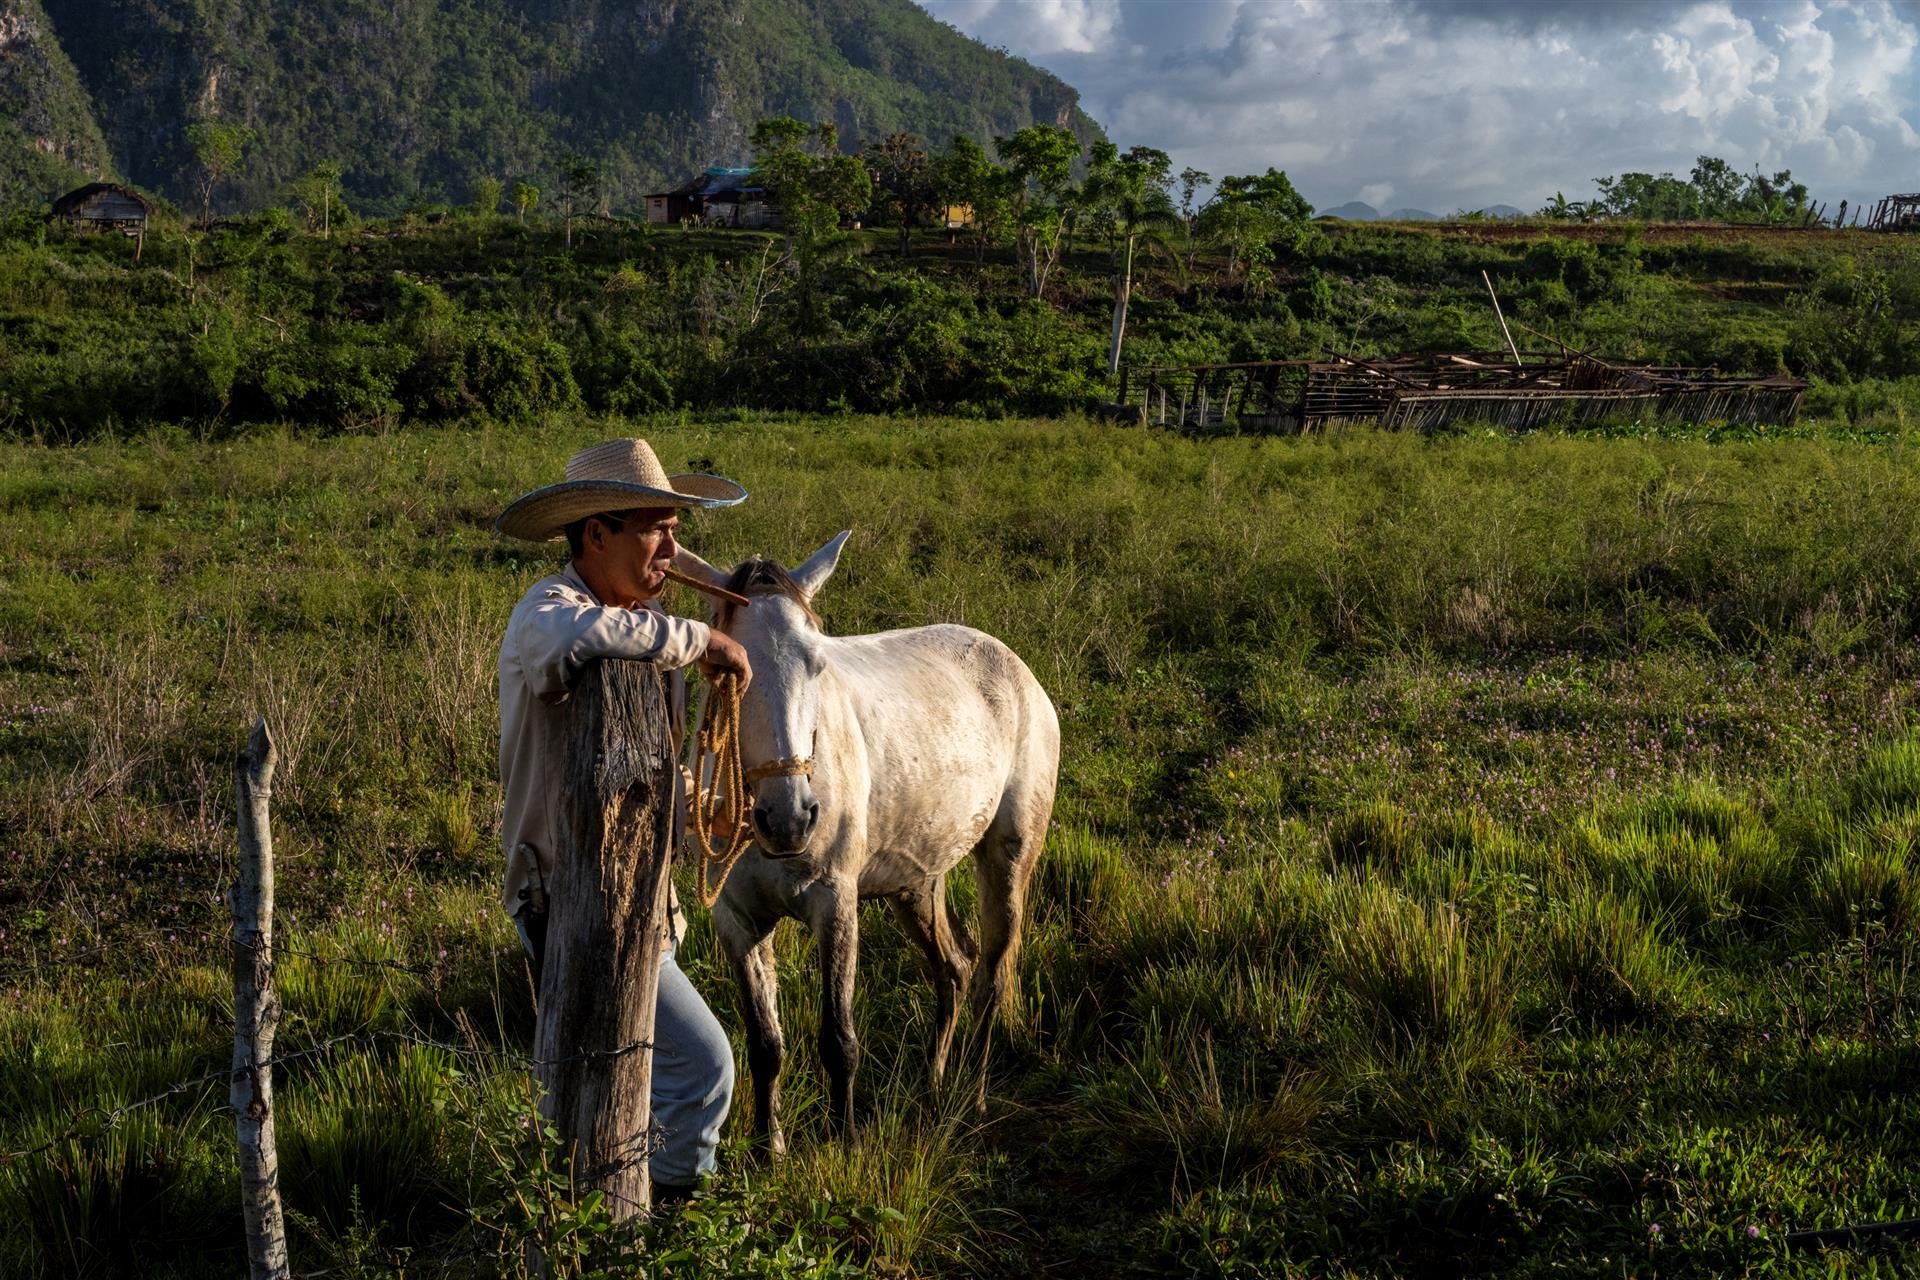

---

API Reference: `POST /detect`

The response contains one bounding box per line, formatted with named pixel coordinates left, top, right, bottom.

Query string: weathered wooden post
left=533, top=658, right=677, bottom=1220
left=232, top=717, right=290, bottom=1280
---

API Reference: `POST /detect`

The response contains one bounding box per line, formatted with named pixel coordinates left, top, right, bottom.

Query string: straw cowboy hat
left=495, top=438, right=746, bottom=541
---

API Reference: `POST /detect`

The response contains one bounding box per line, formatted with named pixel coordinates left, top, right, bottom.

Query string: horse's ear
left=671, top=544, right=728, bottom=588
left=790, top=530, right=851, bottom=600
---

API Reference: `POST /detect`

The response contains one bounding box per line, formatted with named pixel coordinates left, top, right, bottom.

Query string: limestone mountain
left=13, top=0, right=1102, bottom=214
left=0, top=0, right=114, bottom=201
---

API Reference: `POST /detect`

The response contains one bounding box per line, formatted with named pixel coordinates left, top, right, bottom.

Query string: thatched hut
left=644, top=167, right=780, bottom=229
left=51, top=183, right=152, bottom=234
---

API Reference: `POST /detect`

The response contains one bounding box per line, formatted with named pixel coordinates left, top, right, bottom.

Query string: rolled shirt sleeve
left=515, top=584, right=711, bottom=701
left=497, top=568, right=710, bottom=923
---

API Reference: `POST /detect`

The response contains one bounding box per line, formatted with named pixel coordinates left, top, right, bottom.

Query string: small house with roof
left=52, top=183, right=152, bottom=235
left=645, top=167, right=781, bottom=230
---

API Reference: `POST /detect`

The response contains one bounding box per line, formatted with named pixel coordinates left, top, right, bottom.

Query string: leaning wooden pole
left=1482, top=270, right=1523, bottom=367
left=232, top=717, right=290, bottom=1280
left=534, top=659, right=677, bottom=1221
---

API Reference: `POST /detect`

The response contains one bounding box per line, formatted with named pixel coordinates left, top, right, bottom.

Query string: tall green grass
left=3, top=418, right=1919, bottom=1274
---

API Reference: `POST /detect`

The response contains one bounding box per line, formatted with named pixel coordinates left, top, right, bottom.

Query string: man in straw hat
left=495, top=437, right=751, bottom=1202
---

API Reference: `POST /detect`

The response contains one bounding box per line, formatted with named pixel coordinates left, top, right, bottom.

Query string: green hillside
left=20, top=0, right=1102, bottom=213
left=0, top=0, right=115, bottom=202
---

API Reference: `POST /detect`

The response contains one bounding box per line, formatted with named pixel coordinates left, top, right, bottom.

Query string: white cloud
left=916, top=0, right=1920, bottom=216
left=920, top=0, right=1122, bottom=55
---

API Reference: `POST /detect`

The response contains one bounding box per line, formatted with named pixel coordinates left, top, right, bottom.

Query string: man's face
left=582, top=507, right=680, bottom=604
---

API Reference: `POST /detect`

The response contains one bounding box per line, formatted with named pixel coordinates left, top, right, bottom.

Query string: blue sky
left=915, top=0, right=1919, bottom=218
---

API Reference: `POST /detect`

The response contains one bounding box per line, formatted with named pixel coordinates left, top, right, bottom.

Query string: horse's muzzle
left=752, top=799, right=819, bottom=857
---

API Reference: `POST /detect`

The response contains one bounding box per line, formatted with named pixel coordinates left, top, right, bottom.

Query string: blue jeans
left=517, top=912, right=734, bottom=1186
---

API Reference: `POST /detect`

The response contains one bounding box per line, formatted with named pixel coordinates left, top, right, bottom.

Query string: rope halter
left=743, top=756, right=814, bottom=784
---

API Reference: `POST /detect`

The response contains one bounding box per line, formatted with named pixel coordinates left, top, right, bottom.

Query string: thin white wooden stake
left=1482, top=270, right=1523, bottom=367
left=232, top=717, right=290, bottom=1280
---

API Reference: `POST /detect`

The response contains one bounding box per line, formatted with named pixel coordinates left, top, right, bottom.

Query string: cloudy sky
left=914, top=0, right=1919, bottom=217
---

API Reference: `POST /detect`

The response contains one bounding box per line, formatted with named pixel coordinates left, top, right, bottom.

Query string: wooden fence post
left=232, top=717, right=290, bottom=1280
left=533, top=658, right=677, bottom=1221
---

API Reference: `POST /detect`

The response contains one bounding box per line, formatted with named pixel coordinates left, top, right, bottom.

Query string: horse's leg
left=716, top=900, right=787, bottom=1158
left=965, top=804, right=1047, bottom=1112
left=811, top=882, right=861, bottom=1137
left=890, top=877, right=971, bottom=1084
left=944, top=893, right=978, bottom=965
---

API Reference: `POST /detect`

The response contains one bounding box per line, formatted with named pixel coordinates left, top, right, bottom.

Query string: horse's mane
left=720, top=557, right=821, bottom=630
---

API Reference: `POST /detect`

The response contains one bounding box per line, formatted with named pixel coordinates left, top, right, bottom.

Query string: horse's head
left=684, top=531, right=849, bottom=857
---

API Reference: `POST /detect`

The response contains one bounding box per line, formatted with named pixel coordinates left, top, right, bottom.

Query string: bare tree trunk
left=232, top=718, right=290, bottom=1280
left=1107, top=233, right=1135, bottom=376
left=533, top=659, right=677, bottom=1222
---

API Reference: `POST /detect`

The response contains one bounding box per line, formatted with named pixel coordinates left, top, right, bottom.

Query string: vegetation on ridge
left=4, top=189, right=1920, bottom=438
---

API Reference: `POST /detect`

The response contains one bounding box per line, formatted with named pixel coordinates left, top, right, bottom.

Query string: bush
left=1536, top=886, right=1695, bottom=1025
left=1327, top=881, right=1514, bottom=1065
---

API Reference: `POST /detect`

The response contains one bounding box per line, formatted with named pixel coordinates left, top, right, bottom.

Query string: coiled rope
left=689, top=675, right=752, bottom=908
left=686, top=673, right=819, bottom=908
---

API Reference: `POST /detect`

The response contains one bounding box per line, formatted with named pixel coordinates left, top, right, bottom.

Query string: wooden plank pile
left=1119, top=353, right=1808, bottom=434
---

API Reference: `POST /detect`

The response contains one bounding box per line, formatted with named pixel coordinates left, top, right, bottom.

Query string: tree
left=512, top=181, right=540, bottom=224
left=1689, top=156, right=1743, bottom=220
left=932, top=134, right=1009, bottom=265
left=186, top=121, right=253, bottom=225
left=1538, top=191, right=1592, bottom=221
left=1197, top=167, right=1315, bottom=281
left=470, top=175, right=504, bottom=221
left=1593, top=171, right=1699, bottom=221
left=862, top=132, right=936, bottom=259
left=559, top=154, right=600, bottom=249
left=289, top=160, right=343, bottom=238
left=1740, top=166, right=1809, bottom=225
left=1576, top=157, right=1811, bottom=226
left=750, top=117, right=873, bottom=328
left=1177, top=165, right=1210, bottom=273
left=994, top=124, right=1081, bottom=300
left=1083, top=143, right=1179, bottom=375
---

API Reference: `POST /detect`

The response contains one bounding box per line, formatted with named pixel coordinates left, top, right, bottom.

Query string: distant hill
left=1483, top=204, right=1526, bottom=219
left=1320, top=201, right=1379, bottom=221
left=0, top=0, right=115, bottom=202
left=1388, top=208, right=1439, bottom=221
left=7, top=0, right=1104, bottom=213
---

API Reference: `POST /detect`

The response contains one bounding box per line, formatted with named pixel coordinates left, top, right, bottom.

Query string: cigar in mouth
left=664, top=566, right=752, bottom=607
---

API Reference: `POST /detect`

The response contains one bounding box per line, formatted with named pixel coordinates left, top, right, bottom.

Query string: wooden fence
left=221, top=654, right=675, bottom=1275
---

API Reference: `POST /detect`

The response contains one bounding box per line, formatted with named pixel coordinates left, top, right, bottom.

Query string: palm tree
left=1085, top=144, right=1180, bottom=376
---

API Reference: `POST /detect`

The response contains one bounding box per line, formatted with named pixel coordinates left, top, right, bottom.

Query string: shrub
left=1326, top=881, right=1514, bottom=1065
left=1536, top=886, right=1695, bottom=1025
left=1326, top=799, right=1419, bottom=871
left=1803, top=831, right=1917, bottom=939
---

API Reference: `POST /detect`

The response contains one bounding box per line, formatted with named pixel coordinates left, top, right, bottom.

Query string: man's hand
left=700, top=629, right=752, bottom=692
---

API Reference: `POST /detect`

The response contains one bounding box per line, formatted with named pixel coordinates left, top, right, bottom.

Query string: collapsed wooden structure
left=1118, top=353, right=1808, bottom=433
left=1864, top=194, right=1920, bottom=232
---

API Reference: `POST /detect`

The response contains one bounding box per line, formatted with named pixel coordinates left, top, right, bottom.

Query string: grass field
left=2, top=413, right=1919, bottom=1277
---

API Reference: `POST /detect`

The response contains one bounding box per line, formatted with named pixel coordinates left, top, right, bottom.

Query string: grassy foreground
left=2, top=414, right=1919, bottom=1277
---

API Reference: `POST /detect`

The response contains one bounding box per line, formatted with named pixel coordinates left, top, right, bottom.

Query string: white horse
left=678, top=532, right=1060, bottom=1152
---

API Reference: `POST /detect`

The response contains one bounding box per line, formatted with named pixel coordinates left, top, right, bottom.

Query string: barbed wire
left=0, top=920, right=487, bottom=985
left=209, top=927, right=449, bottom=978
left=0, top=1021, right=657, bottom=1169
